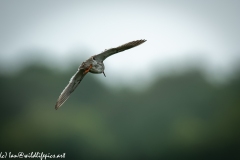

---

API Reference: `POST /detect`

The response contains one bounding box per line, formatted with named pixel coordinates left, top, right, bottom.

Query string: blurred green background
left=0, top=64, right=239, bottom=159
left=1, top=0, right=240, bottom=159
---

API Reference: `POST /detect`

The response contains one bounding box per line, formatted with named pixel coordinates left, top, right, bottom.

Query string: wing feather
left=94, top=39, right=146, bottom=61
left=55, top=68, right=86, bottom=110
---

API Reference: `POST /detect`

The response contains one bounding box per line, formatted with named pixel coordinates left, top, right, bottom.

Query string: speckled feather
left=55, top=39, right=146, bottom=110
left=94, top=39, right=146, bottom=61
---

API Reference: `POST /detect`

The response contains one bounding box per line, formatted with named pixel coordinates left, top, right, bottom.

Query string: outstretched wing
left=94, top=39, right=146, bottom=61
left=55, top=68, right=86, bottom=110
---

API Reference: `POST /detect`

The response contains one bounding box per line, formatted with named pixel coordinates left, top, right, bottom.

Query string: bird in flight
left=55, top=39, right=146, bottom=110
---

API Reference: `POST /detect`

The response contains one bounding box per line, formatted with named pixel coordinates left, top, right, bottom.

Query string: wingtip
left=55, top=104, right=59, bottom=110
left=137, top=39, right=147, bottom=44
left=137, top=39, right=147, bottom=45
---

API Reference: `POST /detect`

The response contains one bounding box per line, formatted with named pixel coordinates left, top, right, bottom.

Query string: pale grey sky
left=0, top=0, right=239, bottom=88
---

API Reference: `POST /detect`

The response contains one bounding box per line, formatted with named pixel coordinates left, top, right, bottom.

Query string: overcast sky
left=0, top=0, right=239, bottom=88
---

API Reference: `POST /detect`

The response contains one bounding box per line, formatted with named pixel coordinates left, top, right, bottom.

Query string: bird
left=55, top=39, right=147, bottom=110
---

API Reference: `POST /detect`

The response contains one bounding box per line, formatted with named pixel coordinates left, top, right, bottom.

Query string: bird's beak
left=103, top=71, right=106, bottom=77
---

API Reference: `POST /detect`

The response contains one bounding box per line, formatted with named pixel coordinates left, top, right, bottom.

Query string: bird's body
left=55, top=39, right=146, bottom=110
left=89, top=57, right=105, bottom=74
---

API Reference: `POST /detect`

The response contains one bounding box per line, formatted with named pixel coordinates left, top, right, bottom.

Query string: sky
left=0, top=0, right=240, bottom=88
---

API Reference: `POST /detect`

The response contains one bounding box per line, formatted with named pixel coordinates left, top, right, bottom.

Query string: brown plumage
left=55, top=39, right=146, bottom=110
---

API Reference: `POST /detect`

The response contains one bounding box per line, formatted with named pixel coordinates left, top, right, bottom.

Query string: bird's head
left=92, top=55, right=103, bottom=63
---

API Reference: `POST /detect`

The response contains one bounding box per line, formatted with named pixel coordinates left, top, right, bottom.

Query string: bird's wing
left=55, top=67, right=86, bottom=110
left=94, top=39, right=146, bottom=61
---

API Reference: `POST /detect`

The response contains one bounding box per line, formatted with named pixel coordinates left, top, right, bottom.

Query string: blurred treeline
left=0, top=64, right=239, bottom=160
